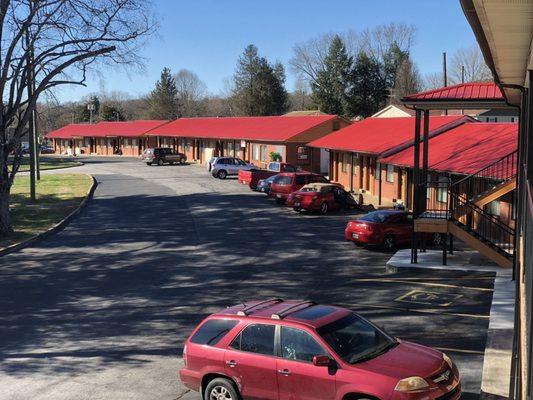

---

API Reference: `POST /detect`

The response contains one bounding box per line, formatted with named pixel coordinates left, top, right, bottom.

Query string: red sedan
left=345, top=210, right=413, bottom=250
left=286, top=183, right=358, bottom=214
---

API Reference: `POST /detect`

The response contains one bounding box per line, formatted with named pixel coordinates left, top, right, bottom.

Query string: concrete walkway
left=387, top=249, right=514, bottom=399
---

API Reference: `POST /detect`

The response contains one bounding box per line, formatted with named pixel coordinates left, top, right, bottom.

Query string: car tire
left=157, top=158, right=164, bottom=166
left=205, top=378, right=240, bottom=400
left=383, top=235, right=396, bottom=251
left=319, top=202, right=328, bottom=214
left=217, top=170, right=227, bottom=179
left=146, top=162, right=152, bottom=166
left=293, top=206, right=301, bottom=212
left=180, top=158, right=186, bottom=164
left=169, top=161, right=174, bottom=165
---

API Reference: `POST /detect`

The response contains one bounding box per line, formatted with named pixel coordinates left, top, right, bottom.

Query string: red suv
left=269, top=172, right=328, bottom=204
left=179, top=299, right=460, bottom=400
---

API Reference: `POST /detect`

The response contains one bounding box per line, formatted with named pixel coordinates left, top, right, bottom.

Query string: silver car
left=211, top=157, right=255, bottom=179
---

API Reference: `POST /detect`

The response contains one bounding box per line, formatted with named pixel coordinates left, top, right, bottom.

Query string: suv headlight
left=443, top=353, right=453, bottom=369
left=395, top=376, right=429, bottom=392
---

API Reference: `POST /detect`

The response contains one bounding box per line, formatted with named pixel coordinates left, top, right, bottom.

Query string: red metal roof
left=91, top=120, right=168, bottom=137
left=403, top=82, right=504, bottom=102
left=379, top=122, right=518, bottom=175
left=45, top=120, right=169, bottom=139
left=145, top=115, right=338, bottom=142
left=308, top=115, right=468, bottom=155
left=45, top=123, right=98, bottom=139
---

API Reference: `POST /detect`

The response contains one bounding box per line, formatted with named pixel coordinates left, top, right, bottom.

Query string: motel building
left=144, top=115, right=350, bottom=172
left=308, top=114, right=473, bottom=207
left=46, top=120, right=167, bottom=156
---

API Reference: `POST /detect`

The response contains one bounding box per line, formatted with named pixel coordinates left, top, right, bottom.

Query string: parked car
left=141, top=147, right=187, bottom=166
left=40, top=145, right=55, bottom=154
left=345, top=210, right=444, bottom=251
left=286, top=183, right=358, bottom=214
left=269, top=172, right=328, bottom=204
left=179, top=299, right=460, bottom=400
left=256, top=174, right=278, bottom=194
left=238, top=162, right=297, bottom=189
left=211, top=157, right=256, bottom=179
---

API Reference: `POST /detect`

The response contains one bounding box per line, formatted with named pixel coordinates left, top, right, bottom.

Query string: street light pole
left=25, top=8, right=36, bottom=201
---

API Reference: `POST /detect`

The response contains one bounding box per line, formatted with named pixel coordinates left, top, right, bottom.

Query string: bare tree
left=360, top=22, right=416, bottom=63
left=174, top=69, right=208, bottom=117
left=449, top=45, right=492, bottom=84
left=0, top=0, right=156, bottom=237
left=422, top=72, right=444, bottom=91
left=289, top=30, right=361, bottom=85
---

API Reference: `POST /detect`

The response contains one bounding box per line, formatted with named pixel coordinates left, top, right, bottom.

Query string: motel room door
left=320, top=148, right=330, bottom=175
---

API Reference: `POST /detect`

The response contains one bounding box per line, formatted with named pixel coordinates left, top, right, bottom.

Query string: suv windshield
left=317, top=313, right=397, bottom=364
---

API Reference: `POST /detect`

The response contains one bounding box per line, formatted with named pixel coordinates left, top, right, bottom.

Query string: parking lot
left=0, top=157, right=495, bottom=400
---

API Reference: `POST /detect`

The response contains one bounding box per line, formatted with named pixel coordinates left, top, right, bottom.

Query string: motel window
left=125, top=139, right=130, bottom=148
left=260, top=145, right=267, bottom=162
left=386, top=164, right=394, bottom=183
left=227, top=141, right=234, bottom=156
left=84, top=138, right=90, bottom=147
left=375, top=162, right=381, bottom=180
left=341, top=153, right=347, bottom=173
left=437, top=176, right=449, bottom=203
left=253, top=144, right=260, bottom=160
left=132, top=139, right=137, bottom=147
left=487, top=200, right=501, bottom=216
left=353, top=156, right=359, bottom=175
left=297, top=146, right=309, bottom=160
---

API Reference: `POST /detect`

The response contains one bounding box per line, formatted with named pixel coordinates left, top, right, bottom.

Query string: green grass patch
left=1, top=174, right=93, bottom=249
left=8, top=156, right=81, bottom=172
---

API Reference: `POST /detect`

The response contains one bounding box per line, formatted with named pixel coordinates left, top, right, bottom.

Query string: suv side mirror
left=312, top=355, right=332, bottom=367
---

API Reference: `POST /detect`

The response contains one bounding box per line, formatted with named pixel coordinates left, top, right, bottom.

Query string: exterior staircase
left=447, top=150, right=517, bottom=268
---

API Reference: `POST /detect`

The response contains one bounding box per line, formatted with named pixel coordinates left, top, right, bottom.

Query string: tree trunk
left=0, top=145, right=13, bottom=238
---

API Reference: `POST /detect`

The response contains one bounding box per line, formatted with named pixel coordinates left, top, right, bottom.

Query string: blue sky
left=57, top=0, right=479, bottom=102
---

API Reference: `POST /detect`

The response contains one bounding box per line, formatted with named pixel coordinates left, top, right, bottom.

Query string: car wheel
left=383, top=235, right=396, bottom=251
left=319, top=202, right=328, bottom=214
left=217, top=170, right=227, bottom=179
left=146, top=162, right=152, bottom=166
left=157, top=158, right=164, bottom=166
left=205, top=378, right=240, bottom=400
left=293, top=206, right=301, bottom=212
left=180, top=157, right=186, bottom=164
left=169, top=161, right=174, bottom=165
left=432, top=233, right=444, bottom=246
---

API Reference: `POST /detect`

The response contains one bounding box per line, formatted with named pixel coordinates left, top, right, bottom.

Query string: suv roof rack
left=271, top=301, right=316, bottom=320
left=237, top=298, right=284, bottom=316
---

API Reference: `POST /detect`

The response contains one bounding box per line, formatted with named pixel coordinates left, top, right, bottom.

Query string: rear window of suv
left=274, top=175, right=293, bottom=185
left=190, top=319, right=238, bottom=346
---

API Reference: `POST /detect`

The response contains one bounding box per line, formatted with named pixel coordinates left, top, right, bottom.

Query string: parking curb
left=0, top=174, right=97, bottom=257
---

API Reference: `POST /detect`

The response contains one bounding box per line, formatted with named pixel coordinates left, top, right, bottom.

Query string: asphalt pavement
left=0, top=157, right=495, bottom=400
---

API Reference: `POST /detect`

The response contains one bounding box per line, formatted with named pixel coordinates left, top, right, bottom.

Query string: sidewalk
left=387, top=249, right=514, bottom=399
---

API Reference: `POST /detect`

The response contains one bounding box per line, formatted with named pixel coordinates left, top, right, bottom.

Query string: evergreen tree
left=348, top=51, right=388, bottom=117
left=232, top=45, right=288, bottom=116
left=383, top=43, right=421, bottom=101
left=311, top=35, right=353, bottom=117
left=146, top=67, right=180, bottom=120
left=100, top=104, right=126, bottom=121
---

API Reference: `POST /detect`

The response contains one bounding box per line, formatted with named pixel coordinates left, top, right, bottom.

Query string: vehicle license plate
left=352, top=233, right=359, bottom=239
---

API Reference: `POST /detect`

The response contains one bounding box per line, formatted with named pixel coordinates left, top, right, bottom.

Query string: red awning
left=308, top=115, right=469, bottom=156
left=379, top=122, right=518, bottom=175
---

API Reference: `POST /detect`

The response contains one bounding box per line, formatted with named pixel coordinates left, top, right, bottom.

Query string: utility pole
left=461, top=66, right=465, bottom=83
left=88, top=103, right=95, bottom=124
left=25, top=4, right=36, bottom=202
left=442, top=52, right=448, bottom=116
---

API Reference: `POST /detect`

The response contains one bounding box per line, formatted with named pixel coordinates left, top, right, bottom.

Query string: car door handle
left=278, top=369, right=291, bottom=376
left=226, top=360, right=237, bottom=368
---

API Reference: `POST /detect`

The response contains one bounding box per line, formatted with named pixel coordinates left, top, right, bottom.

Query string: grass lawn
left=8, top=156, right=81, bottom=172
left=0, top=174, right=93, bottom=249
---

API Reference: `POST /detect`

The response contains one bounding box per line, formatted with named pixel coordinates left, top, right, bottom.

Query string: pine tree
left=347, top=51, right=388, bottom=117
left=232, top=45, right=288, bottom=116
left=311, top=35, right=353, bottom=116
left=146, top=67, right=180, bottom=120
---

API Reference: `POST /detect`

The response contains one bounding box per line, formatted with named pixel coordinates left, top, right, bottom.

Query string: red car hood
left=351, top=341, right=444, bottom=379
